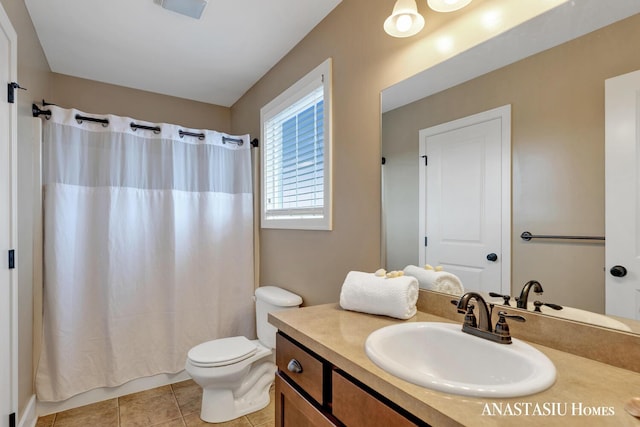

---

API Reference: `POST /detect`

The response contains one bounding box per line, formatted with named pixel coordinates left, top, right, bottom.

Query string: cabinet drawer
left=276, top=333, right=324, bottom=404
left=332, top=370, right=418, bottom=427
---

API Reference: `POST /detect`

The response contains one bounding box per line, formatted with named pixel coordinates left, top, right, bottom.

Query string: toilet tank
left=255, top=286, right=302, bottom=349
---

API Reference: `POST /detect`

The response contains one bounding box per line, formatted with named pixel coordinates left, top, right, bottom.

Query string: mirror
left=381, top=3, right=640, bottom=333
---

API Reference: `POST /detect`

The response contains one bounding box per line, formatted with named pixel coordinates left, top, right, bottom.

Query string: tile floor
left=35, top=380, right=275, bottom=427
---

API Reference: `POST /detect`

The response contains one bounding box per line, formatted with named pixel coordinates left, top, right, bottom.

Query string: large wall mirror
left=381, top=2, right=640, bottom=334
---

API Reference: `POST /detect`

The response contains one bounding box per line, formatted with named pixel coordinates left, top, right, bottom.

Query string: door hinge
left=424, top=236, right=428, bottom=247
left=10, top=412, right=15, bottom=427
left=8, top=249, right=15, bottom=269
left=7, top=82, right=26, bottom=104
left=421, top=155, right=427, bottom=166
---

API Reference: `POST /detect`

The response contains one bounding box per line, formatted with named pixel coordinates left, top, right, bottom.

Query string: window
left=261, top=58, right=332, bottom=230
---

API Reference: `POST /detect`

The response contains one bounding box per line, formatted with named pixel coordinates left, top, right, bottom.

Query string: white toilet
left=185, top=286, right=302, bottom=423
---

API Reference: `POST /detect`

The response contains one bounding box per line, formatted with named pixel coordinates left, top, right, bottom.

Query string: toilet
left=185, top=286, right=302, bottom=423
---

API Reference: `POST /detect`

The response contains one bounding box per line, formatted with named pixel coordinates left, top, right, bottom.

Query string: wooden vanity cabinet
left=275, top=332, right=426, bottom=427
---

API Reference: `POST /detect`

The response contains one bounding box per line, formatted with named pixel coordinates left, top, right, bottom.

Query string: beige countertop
left=269, top=303, right=640, bottom=427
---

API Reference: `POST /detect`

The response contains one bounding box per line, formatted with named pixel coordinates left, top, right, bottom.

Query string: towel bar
left=520, top=231, right=605, bottom=241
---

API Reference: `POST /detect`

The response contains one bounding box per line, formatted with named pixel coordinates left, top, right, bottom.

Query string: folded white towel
left=339, top=271, right=418, bottom=320
left=403, top=265, right=465, bottom=296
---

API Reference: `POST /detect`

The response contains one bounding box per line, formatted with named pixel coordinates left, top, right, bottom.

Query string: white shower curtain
left=35, top=106, right=255, bottom=402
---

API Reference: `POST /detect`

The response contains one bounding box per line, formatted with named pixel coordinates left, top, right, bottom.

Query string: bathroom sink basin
left=365, top=322, right=556, bottom=398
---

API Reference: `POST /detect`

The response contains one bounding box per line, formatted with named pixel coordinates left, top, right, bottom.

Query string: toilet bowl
left=185, top=286, right=302, bottom=423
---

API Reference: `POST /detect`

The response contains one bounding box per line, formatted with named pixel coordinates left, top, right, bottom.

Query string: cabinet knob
left=287, top=359, right=303, bottom=373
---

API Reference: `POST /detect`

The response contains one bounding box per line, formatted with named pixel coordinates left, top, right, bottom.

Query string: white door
left=605, top=70, right=640, bottom=320
left=0, top=3, right=17, bottom=426
left=419, top=105, right=511, bottom=295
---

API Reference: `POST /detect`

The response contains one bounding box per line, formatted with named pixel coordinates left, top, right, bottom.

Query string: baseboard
left=18, top=395, right=37, bottom=427
left=37, top=370, right=190, bottom=416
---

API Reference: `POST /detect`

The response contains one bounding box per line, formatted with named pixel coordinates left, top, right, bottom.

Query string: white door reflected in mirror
left=605, top=69, right=640, bottom=321
left=419, top=105, right=511, bottom=295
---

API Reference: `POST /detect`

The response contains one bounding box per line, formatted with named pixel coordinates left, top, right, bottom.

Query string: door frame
left=418, top=105, right=511, bottom=294
left=0, top=1, right=18, bottom=422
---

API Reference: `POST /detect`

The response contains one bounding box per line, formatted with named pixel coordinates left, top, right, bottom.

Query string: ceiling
left=25, top=0, right=342, bottom=107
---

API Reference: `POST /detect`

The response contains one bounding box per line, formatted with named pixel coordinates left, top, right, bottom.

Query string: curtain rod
left=31, top=99, right=259, bottom=147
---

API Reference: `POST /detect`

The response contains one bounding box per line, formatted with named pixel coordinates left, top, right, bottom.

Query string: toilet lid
left=188, top=336, right=258, bottom=367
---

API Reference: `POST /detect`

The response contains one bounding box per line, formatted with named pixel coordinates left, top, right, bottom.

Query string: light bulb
left=384, top=0, right=424, bottom=38
left=395, top=14, right=414, bottom=33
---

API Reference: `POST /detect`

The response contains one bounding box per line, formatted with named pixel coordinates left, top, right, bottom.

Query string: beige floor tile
left=34, top=414, right=55, bottom=427
left=183, top=413, right=252, bottom=427
left=54, top=399, right=119, bottom=427
left=245, top=399, right=274, bottom=426
left=252, top=422, right=275, bottom=427
left=54, top=408, right=119, bottom=427
left=171, top=379, right=197, bottom=391
left=119, top=385, right=174, bottom=405
left=120, top=393, right=182, bottom=427
left=149, top=417, right=186, bottom=427
left=171, top=381, right=202, bottom=416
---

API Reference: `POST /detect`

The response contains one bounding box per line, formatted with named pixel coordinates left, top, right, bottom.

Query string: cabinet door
left=332, top=371, right=419, bottom=427
left=275, top=374, right=338, bottom=427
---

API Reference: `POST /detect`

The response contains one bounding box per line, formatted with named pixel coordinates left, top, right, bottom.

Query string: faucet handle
left=463, top=305, right=477, bottom=328
left=489, top=292, right=511, bottom=306
left=494, top=311, right=526, bottom=343
left=533, top=301, right=564, bottom=312
left=497, top=311, right=526, bottom=322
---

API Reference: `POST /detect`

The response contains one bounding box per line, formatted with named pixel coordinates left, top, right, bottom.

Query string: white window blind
left=261, top=59, right=332, bottom=230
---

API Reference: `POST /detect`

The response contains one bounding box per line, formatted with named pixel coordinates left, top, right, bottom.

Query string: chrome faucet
left=454, top=292, right=525, bottom=344
left=516, top=280, right=544, bottom=309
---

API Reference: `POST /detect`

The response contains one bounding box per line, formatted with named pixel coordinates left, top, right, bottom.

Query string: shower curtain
left=35, top=106, right=255, bottom=402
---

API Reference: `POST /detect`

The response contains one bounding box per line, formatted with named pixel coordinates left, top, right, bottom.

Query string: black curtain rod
left=32, top=99, right=259, bottom=147
left=76, top=114, right=109, bottom=127
left=130, top=122, right=161, bottom=134
left=179, top=129, right=205, bottom=140
left=32, top=103, right=51, bottom=119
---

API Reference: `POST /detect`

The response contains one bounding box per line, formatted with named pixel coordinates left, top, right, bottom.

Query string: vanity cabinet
left=275, top=332, right=425, bottom=427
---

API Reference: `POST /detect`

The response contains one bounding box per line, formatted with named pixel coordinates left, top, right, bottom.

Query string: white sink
left=365, top=322, right=556, bottom=398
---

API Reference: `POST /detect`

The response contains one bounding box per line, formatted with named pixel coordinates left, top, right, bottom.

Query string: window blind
left=263, top=85, right=324, bottom=219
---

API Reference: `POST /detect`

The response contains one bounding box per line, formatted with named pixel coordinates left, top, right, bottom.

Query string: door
left=419, top=105, right=510, bottom=294
left=605, top=70, right=640, bottom=320
left=0, top=2, right=17, bottom=426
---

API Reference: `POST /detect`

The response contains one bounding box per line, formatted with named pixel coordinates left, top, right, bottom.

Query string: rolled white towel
left=339, top=271, right=418, bottom=320
left=403, top=265, right=465, bottom=296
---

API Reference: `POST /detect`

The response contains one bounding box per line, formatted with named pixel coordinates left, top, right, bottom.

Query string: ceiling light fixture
left=427, top=0, right=472, bottom=13
left=158, top=0, right=208, bottom=19
left=384, top=0, right=425, bottom=38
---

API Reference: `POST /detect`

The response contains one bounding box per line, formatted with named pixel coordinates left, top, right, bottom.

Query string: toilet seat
left=188, top=336, right=258, bottom=367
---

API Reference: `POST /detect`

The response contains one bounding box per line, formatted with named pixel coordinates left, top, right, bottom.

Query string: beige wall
left=230, top=0, right=559, bottom=305
left=50, top=73, right=231, bottom=132
left=382, top=13, right=640, bottom=313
